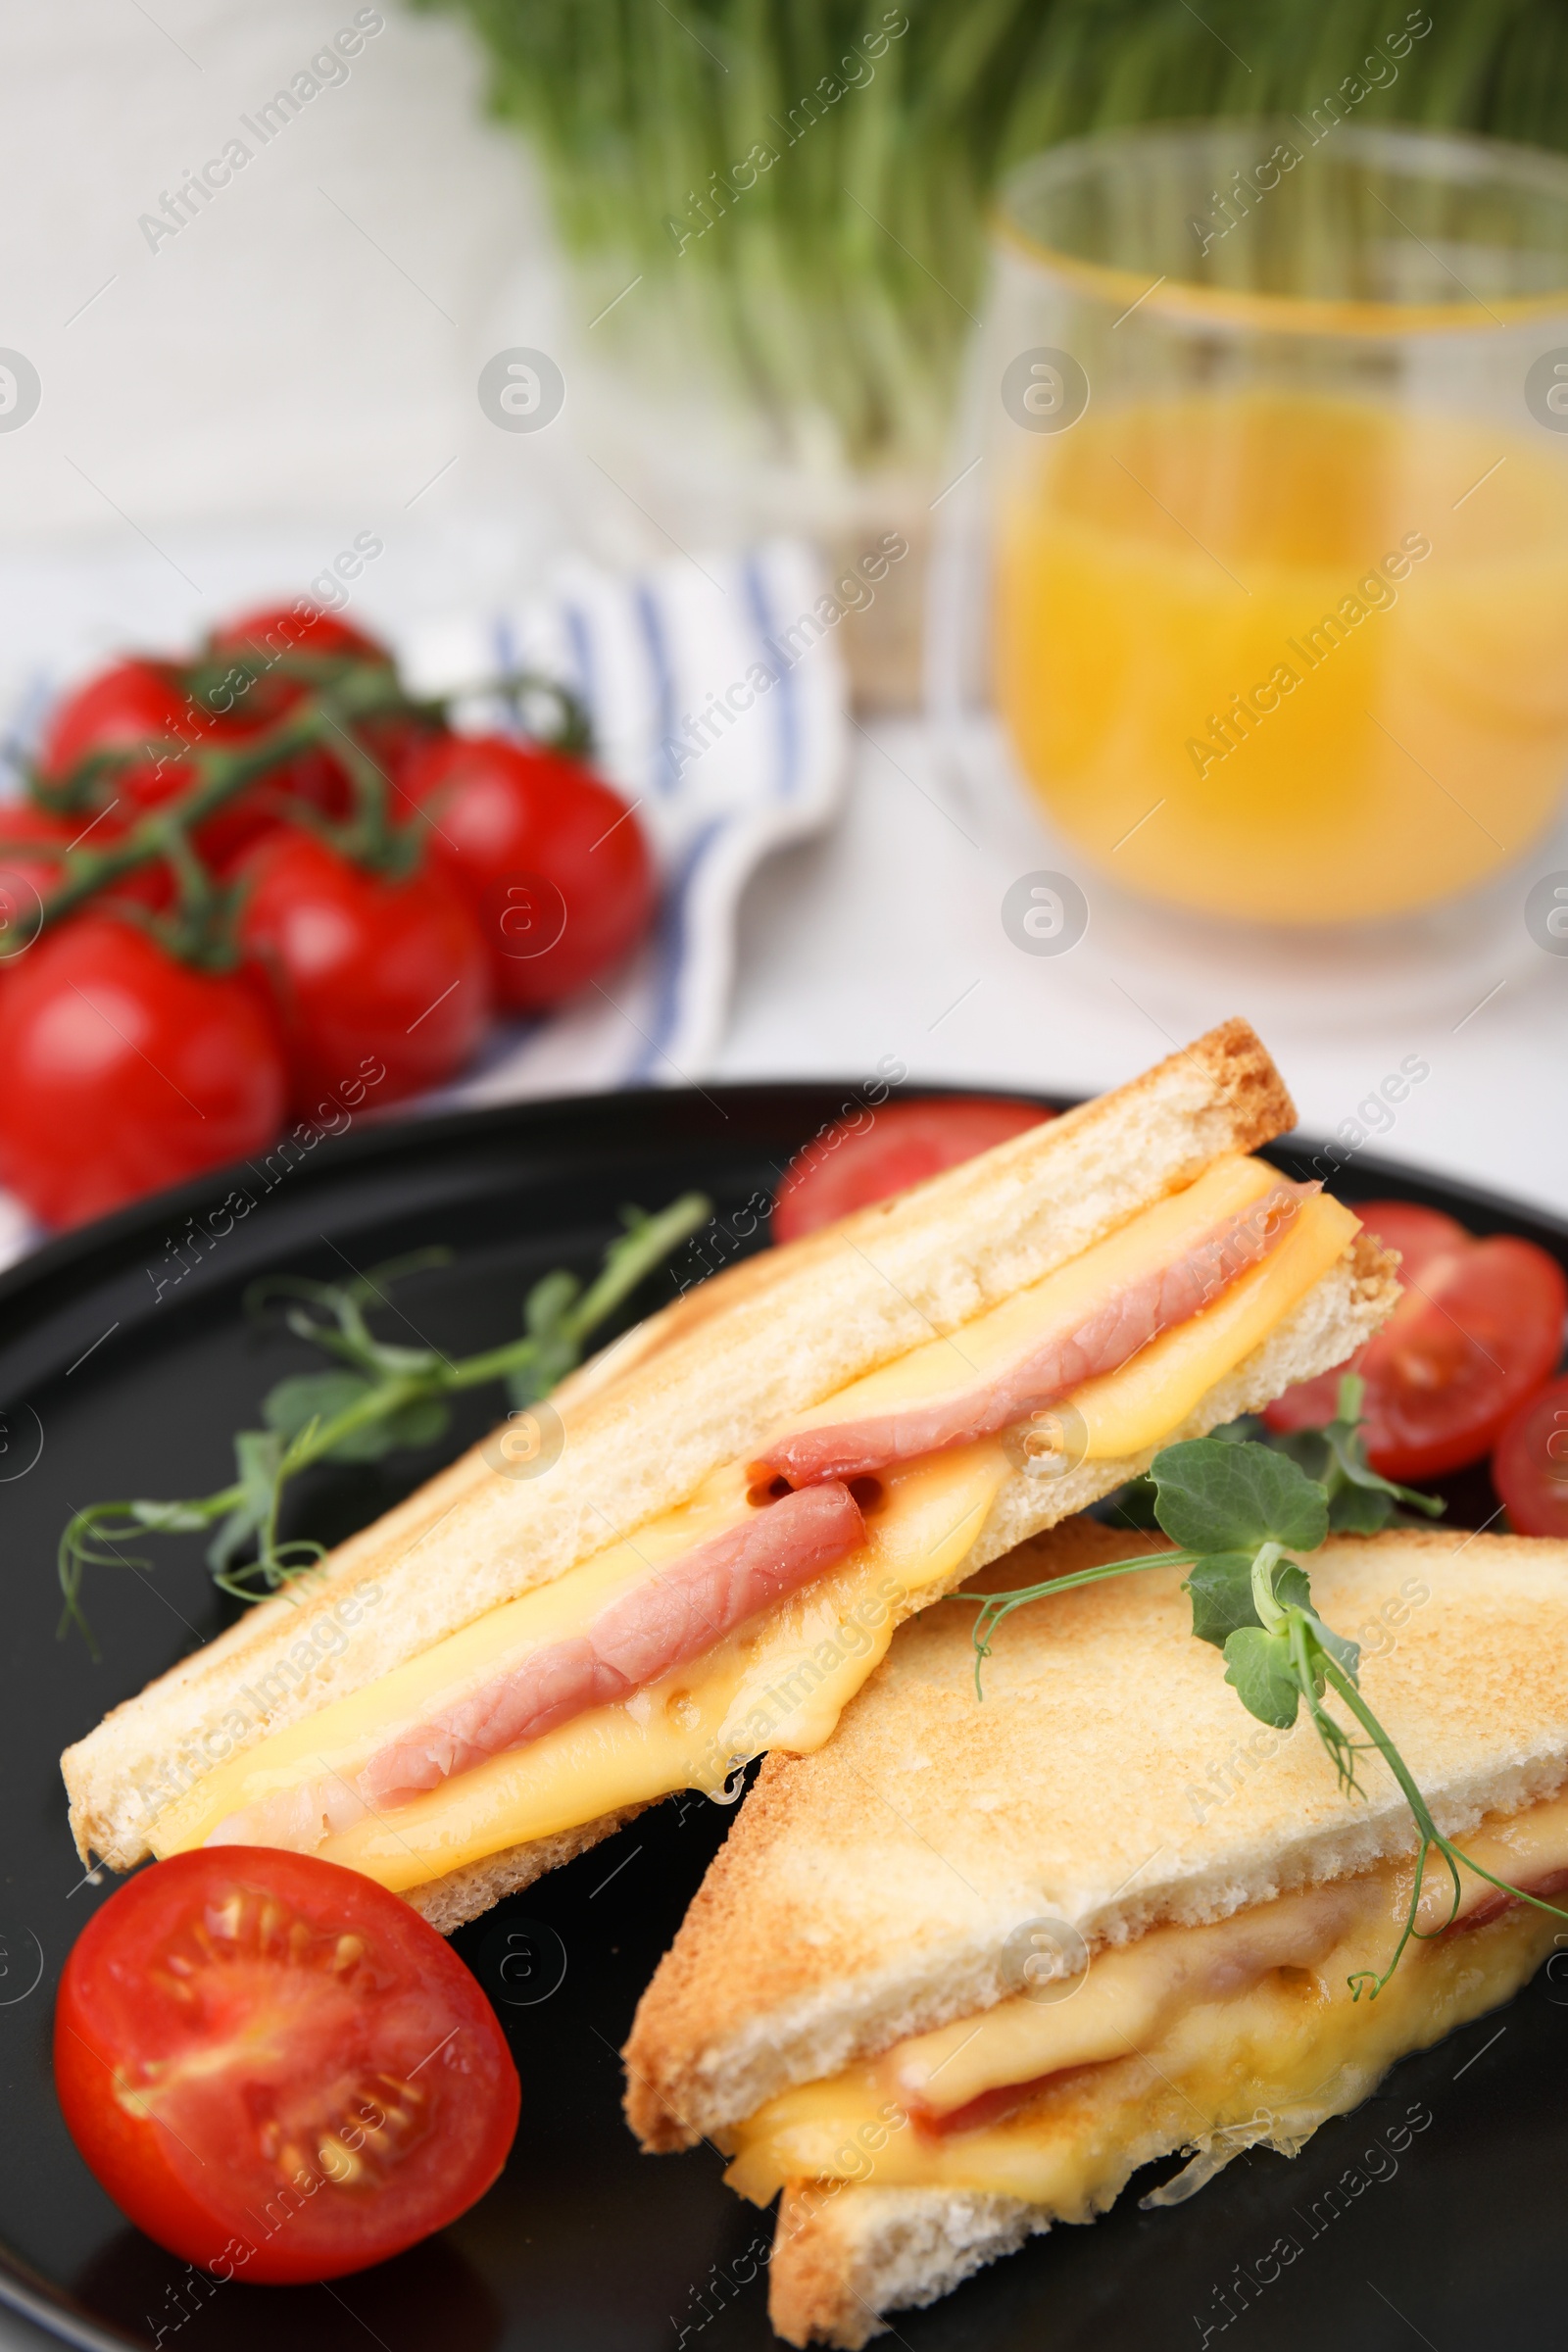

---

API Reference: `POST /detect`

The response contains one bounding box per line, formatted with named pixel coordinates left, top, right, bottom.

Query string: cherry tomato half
left=1494, top=1371, right=1568, bottom=1536
left=400, top=734, right=656, bottom=1009
left=0, top=914, right=286, bottom=1227
left=1265, top=1200, right=1567, bottom=1481
left=772, top=1097, right=1054, bottom=1244
left=55, top=1848, right=518, bottom=2283
left=237, top=829, right=490, bottom=1114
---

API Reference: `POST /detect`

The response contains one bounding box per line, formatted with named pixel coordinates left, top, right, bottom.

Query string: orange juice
left=994, top=393, right=1568, bottom=923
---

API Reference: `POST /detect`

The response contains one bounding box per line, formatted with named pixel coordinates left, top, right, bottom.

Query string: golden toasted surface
left=766, top=2183, right=1047, bottom=2349
left=623, top=1523, right=1568, bottom=2148
left=63, top=1019, right=1298, bottom=1872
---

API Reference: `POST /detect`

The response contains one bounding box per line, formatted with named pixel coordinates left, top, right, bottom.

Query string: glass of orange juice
left=930, top=122, right=1568, bottom=927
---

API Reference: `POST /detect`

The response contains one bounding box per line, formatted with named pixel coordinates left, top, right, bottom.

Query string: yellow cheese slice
left=724, top=1794, right=1568, bottom=2210
left=150, top=1164, right=1355, bottom=1889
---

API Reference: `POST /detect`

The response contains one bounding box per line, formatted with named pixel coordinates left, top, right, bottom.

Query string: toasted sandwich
left=63, top=1020, right=1395, bottom=1932
left=623, top=1520, right=1568, bottom=2348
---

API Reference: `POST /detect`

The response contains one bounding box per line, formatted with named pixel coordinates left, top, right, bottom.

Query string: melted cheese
left=724, top=1791, right=1568, bottom=2210
left=149, top=1170, right=1354, bottom=1890
left=773, top=1154, right=1283, bottom=1439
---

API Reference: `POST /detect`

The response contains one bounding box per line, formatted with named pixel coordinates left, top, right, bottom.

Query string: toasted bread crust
left=767, top=2183, right=1049, bottom=2348
left=63, top=1020, right=1301, bottom=1873
left=402, top=1805, right=650, bottom=1935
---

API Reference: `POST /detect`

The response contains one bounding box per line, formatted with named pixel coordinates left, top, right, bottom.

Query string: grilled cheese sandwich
left=623, top=1523, right=1568, bottom=2346
left=62, top=1022, right=1395, bottom=1933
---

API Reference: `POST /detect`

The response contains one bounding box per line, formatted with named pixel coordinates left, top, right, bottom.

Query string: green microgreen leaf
left=1222, top=1625, right=1301, bottom=1729
left=264, top=1371, right=383, bottom=1455
left=207, top=1429, right=285, bottom=1576
left=1185, top=1551, right=1262, bottom=1648
left=1151, top=1437, right=1329, bottom=1558
left=1321, top=1374, right=1445, bottom=1520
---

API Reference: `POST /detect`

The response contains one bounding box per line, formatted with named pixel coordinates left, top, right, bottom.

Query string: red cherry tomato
left=1265, top=1201, right=1567, bottom=1481
left=237, top=829, right=490, bottom=1114
left=0, top=914, right=286, bottom=1227
left=54, top=1848, right=518, bottom=2284
left=38, top=658, right=292, bottom=870
left=203, top=608, right=404, bottom=853
left=211, top=604, right=387, bottom=729
left=0, top=807, right=82, bottom=965
left=1494, top=1371, right=1568, bottom=1536
left=0, top=801, right=175, bottom=936
left=214, top=602, right=385, bottom=667
left=772, top=1097, right=1054, bottom=1244
left=400, top=735, right=656, bottom=1009
left=39, top=658, right=206, bottom=821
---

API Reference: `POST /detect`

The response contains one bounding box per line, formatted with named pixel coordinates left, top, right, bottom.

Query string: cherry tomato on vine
left=401, top=735, right=656, bottom=1009
left=205, top=607, right=410, bottom=848
left=0, top=804, right=73, bottom=964
left=55, top=1848, right=518, bottom=2283
left=37, top=656, right=291, bottom=870
left=236, top=829, right=490, bottom=1113
left=0, top=804, right=171, bottom=961
left=1265, top=1200, right=1567, bottom=1481
left=772, top=1097, right=1054, bottom=1244
left=0, top=914, right=286, bottom=1227
left=39, top=659, right=203, bottom=808
left=1494, top=1370, right=1568, bottom=1537
left=211, top=604, right=388, bottom=727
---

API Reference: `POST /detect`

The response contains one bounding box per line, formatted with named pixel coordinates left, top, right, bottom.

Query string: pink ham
left=355, top=1480, right=865, bottom=1808
left=753, top=1180, right=1316, bottom=1489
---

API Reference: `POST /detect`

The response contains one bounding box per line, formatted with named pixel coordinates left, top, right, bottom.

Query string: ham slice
left=356, top=1481, right=866, bottom=1808
left=211, top=1483, right=865, bottom=1848
left=754, top=1180, right=1314, bottom=1489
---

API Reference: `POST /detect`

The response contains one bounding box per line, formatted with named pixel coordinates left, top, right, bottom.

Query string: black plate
left=2, top=1087, right=1565, bottom=2352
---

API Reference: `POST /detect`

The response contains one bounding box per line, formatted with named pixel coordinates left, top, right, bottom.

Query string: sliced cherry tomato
left=400, top=734, right=656, bottom=1009
left=237, top=829, right=490, bottom=1113
left=1494, top=1370, right=1568, bottom=1536
left=0, top=914, right=286, bottom=1227
left=55, top=1848, right=518, bottom=2284
left=772, top=1096, right=1054, bottom=1244
left=1265, top=1201, right=1567, bottom=1481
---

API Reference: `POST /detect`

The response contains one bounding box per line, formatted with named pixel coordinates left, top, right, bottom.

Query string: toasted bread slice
left=623, top=1521, right=1568, bottom=2343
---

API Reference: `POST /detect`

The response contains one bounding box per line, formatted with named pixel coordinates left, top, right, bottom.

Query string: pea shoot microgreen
left=58, top=1193, right=710, bottom=1648
left=962, top=1378, right=1568, bottom=1997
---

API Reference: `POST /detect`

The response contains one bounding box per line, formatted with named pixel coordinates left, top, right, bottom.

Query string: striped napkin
left=0, top=538, right=848, bottom=1264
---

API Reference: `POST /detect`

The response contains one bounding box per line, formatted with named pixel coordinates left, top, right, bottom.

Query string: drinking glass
left=929, top=120, right=1568, bottom=927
